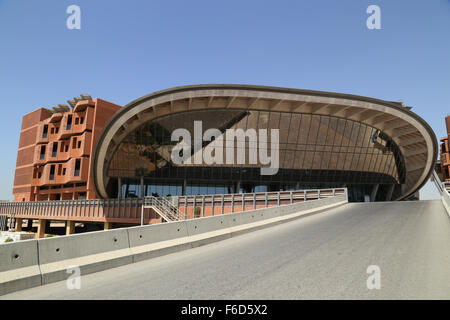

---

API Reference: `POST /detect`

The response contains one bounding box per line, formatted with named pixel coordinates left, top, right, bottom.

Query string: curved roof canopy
left=92, top=84, right=438, bottom=200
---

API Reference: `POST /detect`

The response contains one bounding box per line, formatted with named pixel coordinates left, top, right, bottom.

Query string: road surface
left=2, top=200, right=450, bottom=299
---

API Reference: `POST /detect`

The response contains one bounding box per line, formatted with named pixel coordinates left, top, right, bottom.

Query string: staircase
left=143, top=196, right=179, bottom=222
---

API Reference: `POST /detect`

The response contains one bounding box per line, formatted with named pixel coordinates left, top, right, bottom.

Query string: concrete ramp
left=4, top=199, right=450, bottom=299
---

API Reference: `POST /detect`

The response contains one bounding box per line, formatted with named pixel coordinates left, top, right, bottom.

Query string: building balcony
left=73, top=99, right=94, bottom=113
left=31, top=157, right=89, bottom=187
left=58, top=108, right=94, bottom=139
left=33, top=132, right=93, bottom=164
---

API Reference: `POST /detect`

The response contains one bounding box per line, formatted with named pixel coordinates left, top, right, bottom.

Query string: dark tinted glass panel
left=106, top=110, right=405, bottom=200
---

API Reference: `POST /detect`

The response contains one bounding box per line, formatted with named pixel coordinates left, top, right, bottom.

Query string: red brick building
left=13, top=96, right=121, bottom=202
left=440, top=116, right=450, bottom=182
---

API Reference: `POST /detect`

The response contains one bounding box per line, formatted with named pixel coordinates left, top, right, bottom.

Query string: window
left=74, top=159, right=81, bottom=176
left=55, top=127, right=59, bottom=134
left=75, top=118, right=79, bottom=125
left=38, top=172, right=42, bottom=179
left=58, top=164, right=62, bottom=175
left=49, top=165, right=55, bottom=180
left=40, top=145, right=46, bottom=160
left=73, top=137, right=77, bottom=149
left=67, top=115, right=72, bottom=130
left=52, top=142, right=58, bottom=157
left=42, top=125, right=48, bottom=139
left=65, top=145, right=69, bottom=152
left=60, top=142, right=64, bottom=153
left=63, top=168, right=66, bottom=175
left=51, top=128, right=55, bottom=134
left=78, top=141, right=81, bottom=149
left=80, top=117, right=84, bottom=124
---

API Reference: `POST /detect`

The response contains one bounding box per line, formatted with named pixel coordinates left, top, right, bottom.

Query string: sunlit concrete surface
left=2, top=200, right=450, bottom=300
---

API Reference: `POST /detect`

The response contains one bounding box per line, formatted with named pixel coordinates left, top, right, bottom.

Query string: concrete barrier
left=227, top=195, right=347, bottom=237
left=185, top=213, right=236, bottom=246
left=442, top=189, right=450, bottom=217
left=0, top=240, right=41, bottom=295
left=38, top=229, right=132, bottom=284
left=128, top=220, right=190, bottom=262
left=0, top=193, right=347, bottom=295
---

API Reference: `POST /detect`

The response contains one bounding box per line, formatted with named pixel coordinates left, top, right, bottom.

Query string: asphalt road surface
left=3, top=200, right=450, bottom=299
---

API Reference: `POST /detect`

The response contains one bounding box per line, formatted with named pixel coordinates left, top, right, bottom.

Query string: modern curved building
left=90, top=84, right=437, bottom=202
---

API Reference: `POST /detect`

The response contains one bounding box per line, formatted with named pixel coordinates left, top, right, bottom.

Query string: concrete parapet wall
left=442, top=189, right=450, bottom=217
left=0, top=240, right=41, bottom=295
left=128, top=220, right=191, bottom=262
left=38, top=229, right=132, bottom=284
left=0, top=194, right=347, bottom=295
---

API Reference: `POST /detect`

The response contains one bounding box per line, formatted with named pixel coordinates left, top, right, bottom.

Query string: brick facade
left=13, top=98, right=121, bottom=202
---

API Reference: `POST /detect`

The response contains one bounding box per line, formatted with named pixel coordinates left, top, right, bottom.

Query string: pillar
left=182, top=179, right=187, bottom=196
left=36, top=219, right=46, bottom=239
left=24, top=219, right=33, bottom=231
left=118, top=177, right=122, bottom=199
left=8, top=217, right=14, bottom=230
left=66, top=221, right=75, bottom=235
left=370, top=184, right=379, bottom=202
left=15, top=218, right=23, bottom=232
left=386, top=184, right=395, bottom=201
left=104, top=222, right=113, bottom=230
left=140, top=176, right=144, bottom=198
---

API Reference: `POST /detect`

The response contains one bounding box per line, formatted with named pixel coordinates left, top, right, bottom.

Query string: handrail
left=143, top=196, right=180, bottom=222
left=0, top=188, right=348, bottom=225
left=432, top=169, right=444, bottom=195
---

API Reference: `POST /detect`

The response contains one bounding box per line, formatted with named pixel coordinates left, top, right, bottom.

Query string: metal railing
left=142, top=196, right=180, bottom=223
left=445, top=181, right=450, bottom=192
left=432, top=170, right=445, bottom=195
left=0, top=188, right=347, bottom=225
left=176, top=188, right=347, bottom=220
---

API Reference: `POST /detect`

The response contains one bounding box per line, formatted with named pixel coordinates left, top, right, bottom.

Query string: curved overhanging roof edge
left=91, top=84, right=438, bottom=200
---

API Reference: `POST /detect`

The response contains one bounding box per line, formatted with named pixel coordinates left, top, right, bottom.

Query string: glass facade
left=106, top=109, right=405, bottom=202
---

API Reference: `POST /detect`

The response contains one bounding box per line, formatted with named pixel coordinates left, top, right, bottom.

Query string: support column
left=118, top=177, right=122, bottom=199
left=370, top=184, right=379, bottom=202
left=36, top=219, right=46, bottom=239
left=8, top=217, right=14, bottom=230
left=140, top=176, right=144, bottom=198
left=182, top=179, right=187, bottom=196
left=386, top=184, right=395, bottom=201
left=15, top=218, right=23, bottom=232
left=236, top=181, right=241, bottom=193
left=104, top=222, right=113, bottom=230
left=24, top=219, right=33, bottom=231
left=66, top=221, right=75, bottom=235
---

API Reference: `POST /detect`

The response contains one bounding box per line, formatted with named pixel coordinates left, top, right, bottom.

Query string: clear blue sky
left=0, top=0, right=449, bottom=200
